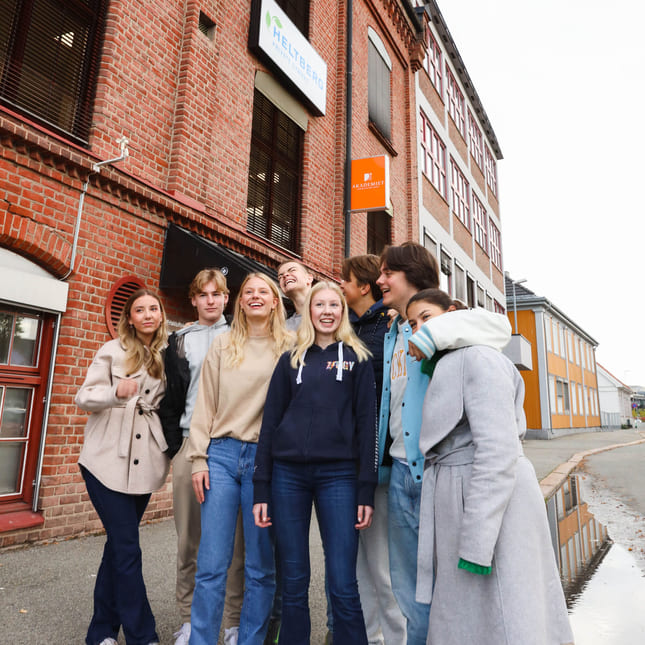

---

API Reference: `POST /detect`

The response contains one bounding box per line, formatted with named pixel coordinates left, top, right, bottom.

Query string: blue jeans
left=272, top=460, right=367, bottom=645
left=81, top=466, right=158, bottom=645
left=388, top=459, right=430, bottom=645
left=190, top=438, right=275, bottom=645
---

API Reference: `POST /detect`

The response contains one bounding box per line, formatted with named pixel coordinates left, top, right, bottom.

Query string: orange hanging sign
left=350, top=155, right=390, bottom=212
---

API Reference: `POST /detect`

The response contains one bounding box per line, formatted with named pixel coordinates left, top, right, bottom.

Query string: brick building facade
left=0, top=0, right=424, bottom=546
left=413, top=0, right=505, bottom=312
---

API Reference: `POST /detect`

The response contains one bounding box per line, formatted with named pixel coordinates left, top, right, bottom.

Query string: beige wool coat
left=76, top=339, right=169, bottom=494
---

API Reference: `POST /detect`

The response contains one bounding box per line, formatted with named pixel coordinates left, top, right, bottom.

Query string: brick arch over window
left=0, top=211, right=72, bottom=276
left=105, top=277, right=147, bottom=338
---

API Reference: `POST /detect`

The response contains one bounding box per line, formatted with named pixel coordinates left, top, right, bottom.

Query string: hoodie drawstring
left=296, top=342, right=344, bottom=384
left=336, top=342, right=344, bottom=382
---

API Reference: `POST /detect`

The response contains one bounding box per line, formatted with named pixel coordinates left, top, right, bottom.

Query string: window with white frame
left=578, top=383, right=584, bottom=415
left=572, top=382, right=578, bottom=415
left=423, top=230, right=438, bottom=259
left=559, top=326, right=567, bottom=359
left=554, top=322, right=560, bottom=356
left=446, top=68, right=466, bottom=136
left=584, top=386, right=590, bottom=415
left=489, top=220, right=502, bottom=269
left=423, top=28, right=442, bottom=96
left=440, top=250, right=452, bottom=295
left=454, top=263, right=466, bottom=303
left=556, top=377, right=570, bottom=414
left=420, top=111, right=447, bottom=198
left=549, top=376, right=557, bottom=414
left=485, top=145, right=498, bottom=197
left=450, top=160, right=470, bottom=228
left=544, top=316, right=552, bottom=352
left=472, top=194, right=488, bottom=251
left=494, top=300, right=505, bottom=314
left=573, top=336, right=579, bottom=364
left=567, top=332, right=574, bottom=362
left=468, top=110, right=484, bottom=169
left=477, top=285, right=485, bottom=309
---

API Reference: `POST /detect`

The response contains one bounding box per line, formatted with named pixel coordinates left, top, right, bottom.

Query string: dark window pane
left=367, top=211, right=391, bottom=256
left=0, top=442, right=24, bottom=494
left=11, top=316, right=39, bottom=366
left=246, top=90, right=302, bottom=251
left=0, top=0, right=106, bottom=142
left=368, top=40, right=391, bottom=138
left=275, top=0, right=310, bottom=37
left=1, top=387, right=31, bottom=438
left=0, top=313, right=11, bottom=364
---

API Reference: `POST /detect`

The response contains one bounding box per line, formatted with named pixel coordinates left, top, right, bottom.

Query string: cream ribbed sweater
left=188, top=332, right=279, bottom=474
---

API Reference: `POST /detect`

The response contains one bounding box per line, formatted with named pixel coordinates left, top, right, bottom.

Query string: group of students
left=75, top=242, right=574, bottom=645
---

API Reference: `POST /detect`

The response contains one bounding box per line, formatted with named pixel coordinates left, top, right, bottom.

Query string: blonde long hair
left=225, top=272, right=293, bottom=368
left=116, top=288, right=167, bottom=379
left=290, top=281, right=371, bottom=368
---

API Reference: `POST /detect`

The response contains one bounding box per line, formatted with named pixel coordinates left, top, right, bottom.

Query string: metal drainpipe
left=32, top=312, right=61, bottom=512
left=343, top=0, right=353, bottom=257
left=35, top=139, right=129, bottom=507
left=60, top=137, right=129, bottom=281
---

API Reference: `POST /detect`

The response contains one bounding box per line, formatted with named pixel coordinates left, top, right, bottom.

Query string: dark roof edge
left=424, top=1, right=503, bottom=160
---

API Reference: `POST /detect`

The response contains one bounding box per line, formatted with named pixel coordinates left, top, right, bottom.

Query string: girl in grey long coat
left=407, top=290, right=574, bottom=645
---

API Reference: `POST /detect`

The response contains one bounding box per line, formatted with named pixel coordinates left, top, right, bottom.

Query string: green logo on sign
left=265, top=11, right=283, bottom=29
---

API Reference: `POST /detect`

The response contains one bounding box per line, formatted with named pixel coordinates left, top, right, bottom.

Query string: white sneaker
left=173, top=622, right=191, bottom=645
left=98, top=639, right=118, bottom=645
left=224, top=625, right=239, bottom=645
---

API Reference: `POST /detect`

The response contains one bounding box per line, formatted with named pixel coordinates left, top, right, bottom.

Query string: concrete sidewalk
left=523, top=428, right=645, bottom=498
left=2, top=428, right=644, bottom=644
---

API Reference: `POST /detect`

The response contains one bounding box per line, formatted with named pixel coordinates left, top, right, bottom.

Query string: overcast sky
left=435, top=0, right=645, bottom=387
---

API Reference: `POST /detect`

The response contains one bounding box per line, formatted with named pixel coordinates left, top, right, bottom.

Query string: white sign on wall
left=255, top=0, right=327, bottom=115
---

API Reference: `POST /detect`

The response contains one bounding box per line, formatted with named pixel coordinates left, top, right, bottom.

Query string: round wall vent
left=105, top=276, right=146, bottom=338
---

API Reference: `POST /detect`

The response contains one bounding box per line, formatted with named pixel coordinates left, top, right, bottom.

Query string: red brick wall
left=0, top=0, right=423, bottom=547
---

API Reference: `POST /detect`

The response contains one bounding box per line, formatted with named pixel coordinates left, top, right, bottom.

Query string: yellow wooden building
left=505, top=276, right=601, bottom=438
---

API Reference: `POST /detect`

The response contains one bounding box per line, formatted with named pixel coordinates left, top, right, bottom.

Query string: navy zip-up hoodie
left=253, top=342, right=378, bottom=507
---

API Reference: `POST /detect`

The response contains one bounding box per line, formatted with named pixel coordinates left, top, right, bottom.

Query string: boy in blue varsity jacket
left=375, top=243, right=511, bottom=645
left=253, top=281, right=378, bottom=645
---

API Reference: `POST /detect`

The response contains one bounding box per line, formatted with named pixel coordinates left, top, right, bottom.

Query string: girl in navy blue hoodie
left=253, top=281, right=378, bottom=645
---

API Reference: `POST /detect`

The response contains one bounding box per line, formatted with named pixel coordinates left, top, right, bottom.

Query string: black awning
left=159, top=224, right=277, bottom=292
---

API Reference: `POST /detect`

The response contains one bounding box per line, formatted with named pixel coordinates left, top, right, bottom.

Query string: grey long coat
left=416, top=346, right=574, bottom=645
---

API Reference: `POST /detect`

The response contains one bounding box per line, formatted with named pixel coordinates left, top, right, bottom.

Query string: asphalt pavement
left=2, top=427, right=644, bottom=645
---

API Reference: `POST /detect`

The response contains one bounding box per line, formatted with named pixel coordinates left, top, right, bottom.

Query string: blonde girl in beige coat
left=76, top=288, right=169, bottom=645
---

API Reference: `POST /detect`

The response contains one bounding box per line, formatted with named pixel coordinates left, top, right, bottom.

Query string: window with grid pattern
left=468, top=110, right=484, bottom=169
left=0, top=0, right=106, bottom=143
left=485, top=145, right=498, bottom=197
left=446, top=68, right=465, bottom=136
left=246, top=91, right=303, bottom=251
left=472, top=194, right=488, bottom=251
left=489, top=220, right=502, bottom=269
left=420, top=111, right=447, bottom=197
left=450, top=159, right=470, bottom=228
left=423, top=28, right=442, bottom=95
